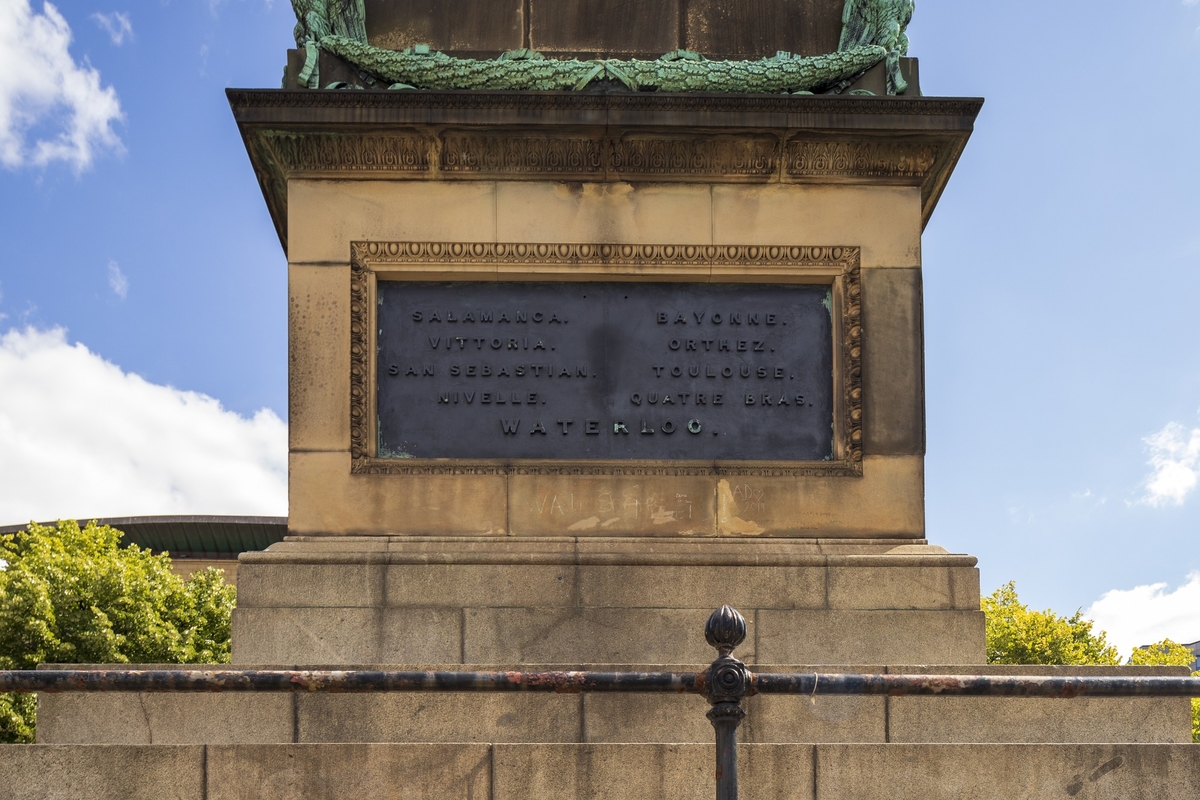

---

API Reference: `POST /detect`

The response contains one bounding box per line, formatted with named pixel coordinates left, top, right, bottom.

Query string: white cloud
left=1087, top=573, right=1200, bottom=657
left=0, top=327, right=287, bottom=522
left=1140, top=420, right=1200, bottom=506
left=0, top=0, right=123, bottom=170
left=90, top=11, right=132, bottom=46
left=106, top=259, right=128, bottom=299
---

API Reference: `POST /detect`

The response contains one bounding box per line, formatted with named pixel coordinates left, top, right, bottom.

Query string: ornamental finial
left=705, top=605, right=747, bottom=656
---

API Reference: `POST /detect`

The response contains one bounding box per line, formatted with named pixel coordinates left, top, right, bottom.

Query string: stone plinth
left=37, top=665, right=1193, bottom=746
left=229, top=538, right=983, bottom=665
left=7, top=743, right=1200, bottom=799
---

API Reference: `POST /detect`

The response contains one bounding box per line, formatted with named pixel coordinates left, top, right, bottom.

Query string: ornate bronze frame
left=350, top=241, right=862, bottom=477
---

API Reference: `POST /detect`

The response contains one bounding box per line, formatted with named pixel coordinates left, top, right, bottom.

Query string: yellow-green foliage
left=984, top=584, right=1199, bottom=743
left=0, top=520, right=236, bottom=743
left=1129, top=639, right=1196, bottom=667
left=982, top=581, right=1119, bottom=666
left=1127, top=639, right=1200, bottom=743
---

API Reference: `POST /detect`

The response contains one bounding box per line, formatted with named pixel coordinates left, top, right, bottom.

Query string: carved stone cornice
left=230, top=89, right=981, bottom=252
left=349, top=241, right=863, bottom=478
left=228, top=88, right=981, bottom=121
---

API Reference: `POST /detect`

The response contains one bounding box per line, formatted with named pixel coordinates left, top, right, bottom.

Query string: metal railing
left=3, top=605, right=1198, bottom=800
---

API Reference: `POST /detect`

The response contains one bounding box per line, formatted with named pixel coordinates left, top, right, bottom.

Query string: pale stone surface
left=492, top=743, right=816, bottom=800
left=580, top=693, right=717, bottom=743
left=296, top=693, right=582, bottom=743
left=288, top=264, right=350, bottom=452
left=289, top=455, right=925, bottom=538
left=237, top=563, right=579, bottom=609
left=576, top=565, right=826, bottom=609
left=494, top=182, right=714, bottom=247
left=8, top=743, right=1200, bottom=798
left=236, top=562, right=386, bottom=608
left=0, top=745, right=203, bottom=800
left=286, top=451, right=918, bottom=543
left=231, top=607, right=462, bottom=664
left=715, top=455, right=924, bottom=537
left=818, top=744, right=1200, bottom=799
left=289, top=451, right=508, bottom=535
left=861, top=267, right=924, bottom=456
left=825, top=565, right=980, bottom=610
left=386, top=563, right=578, bottom=607
left=756, top=609, right=986, bottom=664
left=887, top=665, right=1194, bottom=744
left=206, top=743, right=492, bottom=800
left=463, top=607, right=753, bottom=664
left=748, top=691, right=886, bottom=744
left=712, top=185, right=922, bottom=268
left=581, top=680, right=885, bottom=745
left=288, top=180, right=497, bottom=264
left=43, top=663, right=1186, bottom=748
left=504, top=461, right=928, bottom=537
left=36, top=693, right=292, bottom=745
left=257, top=534, right=945, bottom=560
left=508, top=473, right=719, bottom=537
left=232, top=544, right=983, bottom=665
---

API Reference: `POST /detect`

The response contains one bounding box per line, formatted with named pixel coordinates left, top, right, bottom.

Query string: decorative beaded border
left=349, top=242, right=862, bottom=477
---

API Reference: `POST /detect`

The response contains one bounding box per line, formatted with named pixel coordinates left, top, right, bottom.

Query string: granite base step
left=4, top=743, right=1198, bottom=800
left=35, top=664, right=1193, bottom=746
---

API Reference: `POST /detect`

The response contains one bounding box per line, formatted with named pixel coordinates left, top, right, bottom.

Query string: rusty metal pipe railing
left=4, top=669, right=1199, bottom=698
left=0, top=669, right=702, bottom=694
left=2, top=606, right=1199, bottom=800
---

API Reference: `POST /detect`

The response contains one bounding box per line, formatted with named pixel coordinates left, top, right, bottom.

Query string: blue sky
left=0, top=0, right=1198, bottom=653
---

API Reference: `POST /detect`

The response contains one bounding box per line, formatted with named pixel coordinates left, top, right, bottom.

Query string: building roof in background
left=0, top=516, right=287, bottom=559
left=1185, top=641, right=1200, bottom=671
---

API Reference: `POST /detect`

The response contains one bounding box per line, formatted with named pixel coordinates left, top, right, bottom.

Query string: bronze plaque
left=376, top=282, right=833, bottom=460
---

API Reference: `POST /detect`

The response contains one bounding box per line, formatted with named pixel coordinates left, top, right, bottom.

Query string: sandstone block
left=494, top=182, right=713, bottom=248
left=206, top=743, right=491, bottom=800
left=288, top=180, right=497, bottom=265
left=861, top=266, right=924, bottom=456
left=887, top=665, right=1194, bottom=744
left=825, top=565, right=979, bottom=610
left=817, top=744, right=1200, bottom=799
left=463, top=607, right=753, bottom=664
left=36, top=693, right=291, bottom=745
left=756, top=609, right=986, bottom=664
left=288, top=264, right=350, bottom=452
left=0, top=745, right=203, bottom=800
left=289, top=451, right=508, bottom=535
left=231, top=607, right=462, bottom=664
left=712, top=185, right=922, bottom=268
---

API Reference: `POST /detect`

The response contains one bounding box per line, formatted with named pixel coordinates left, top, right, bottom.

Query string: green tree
left=1129, top=639, right=1197, bottom=668
left=982, top=581, right=1120, bottom=666
left=1127, top=638, right=1200, bottom=743
left=0, top=520, right=236, bottom=743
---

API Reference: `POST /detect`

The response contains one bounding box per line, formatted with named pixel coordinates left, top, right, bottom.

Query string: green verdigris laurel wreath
left=291, top=0, right=913, bottom=95
left=319, top=40, right=888, bottom=94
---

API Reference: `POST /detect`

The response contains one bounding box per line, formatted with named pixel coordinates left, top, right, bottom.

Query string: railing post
left=704, top=606, right=751, bottom=800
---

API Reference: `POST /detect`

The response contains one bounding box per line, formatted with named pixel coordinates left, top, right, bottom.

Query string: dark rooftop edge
left=0, top=516, right=288, bottom=558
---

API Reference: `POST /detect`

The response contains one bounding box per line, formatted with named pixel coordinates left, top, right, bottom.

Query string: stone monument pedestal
left=232, top=537, right=984, bottom=666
